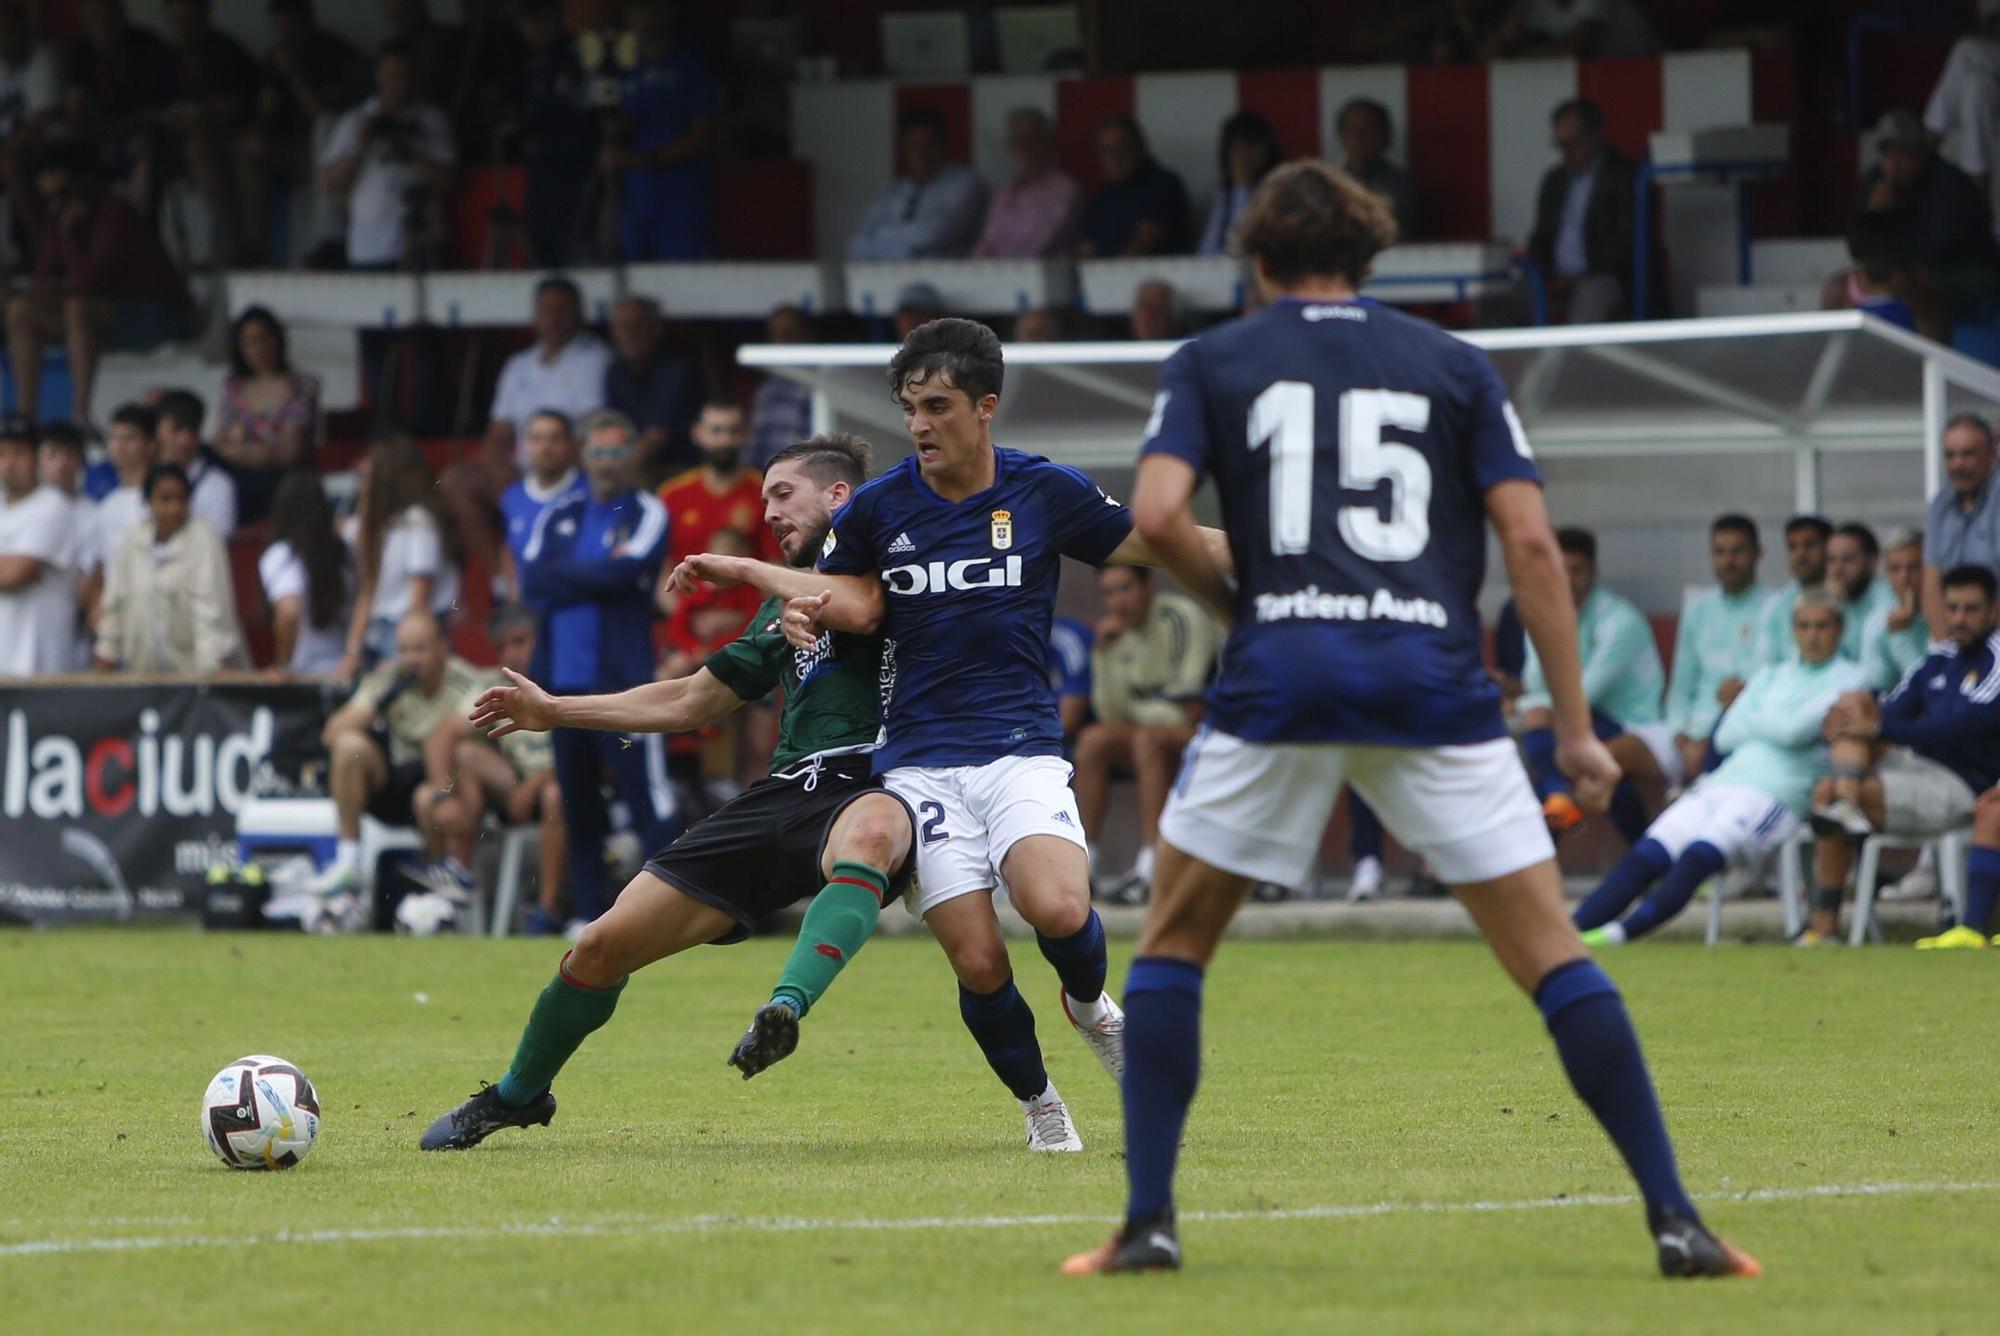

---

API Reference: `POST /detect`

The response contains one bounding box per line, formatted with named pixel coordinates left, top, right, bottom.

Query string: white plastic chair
left=1707, top=831, right=1809, bottom=945
left=1848, top=828, right=1970, bottom=947
left=487, top=827, right=542, bottom=938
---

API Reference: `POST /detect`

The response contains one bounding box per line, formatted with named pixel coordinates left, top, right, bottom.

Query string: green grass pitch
left=2, top=928, right=1996, bottom=1334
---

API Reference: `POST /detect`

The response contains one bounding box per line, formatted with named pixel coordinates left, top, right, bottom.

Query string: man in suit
left=1528, top=97, right=1638, bottom=323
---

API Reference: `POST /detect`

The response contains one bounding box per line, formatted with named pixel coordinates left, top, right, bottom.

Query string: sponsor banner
left=0, top=682, right=336, bottom=924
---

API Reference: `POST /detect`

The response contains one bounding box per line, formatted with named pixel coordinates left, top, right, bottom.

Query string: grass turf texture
left=2, top=930, right=1996, bottom=1334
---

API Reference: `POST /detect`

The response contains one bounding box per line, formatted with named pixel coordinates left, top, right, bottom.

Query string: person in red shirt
left=661, top=526, right=763, bottom=676
left=654, top=400, right=780, bottom=614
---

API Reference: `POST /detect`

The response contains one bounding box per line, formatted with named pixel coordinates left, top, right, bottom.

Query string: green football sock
left=496, top=952, right=626, bottom=1106
left=769, top=861, right=887, bottom=1019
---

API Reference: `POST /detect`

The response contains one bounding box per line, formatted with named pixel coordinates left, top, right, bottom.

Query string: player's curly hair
left=768, top=431, right=872, bottom=490
left=887, top=317, right=1004, bottom=406
left=1234, top=159, right=1399, bottom=289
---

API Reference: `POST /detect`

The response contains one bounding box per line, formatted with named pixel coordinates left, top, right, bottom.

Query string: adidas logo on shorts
left=1053, top=810, right=1074, bottom=826
left=888, top=531, right=917, bottom=555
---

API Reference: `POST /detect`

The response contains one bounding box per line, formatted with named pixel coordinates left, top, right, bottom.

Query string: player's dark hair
left=896, top=105, right=946, bottom=137
left=1784, top=514, right=1833, bottom=541
left=155, top=388, right=206, bottom=435
left=1235, top=159, right=1398, bottom=286
left=1336, top=97, right=1393, bottom=143
left=1942, top=564, right=1998, bottom=600
left=768, top=432, right=872, bottom=490
left=887, top=317, right=1005, bottom=406
left=1945, top=412, right=1994, bottom=446
left=488, top=600, right=538, bottom=641
left=110, top=403, right=157, bottom=437
left=1556, top=527, right=1597, bottom=562
left=270, top=471, right=348, bottom=630
left=1833, top=522, right=1879, bottom=558
left=1711, top=513, right=1759, bottom=548
left=142, top=461, right=191, bottom=501
left=1552, top=97, right=1605, bottom=132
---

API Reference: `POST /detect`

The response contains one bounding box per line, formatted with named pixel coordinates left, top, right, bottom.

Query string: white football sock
left=1601, top=921, right=1629, bottom=945
left=336, top=838, right=360, bottom=872
left=1066, top=990, right=1111, bottom=1027
left=1131, top=844, right=1156, bottom=882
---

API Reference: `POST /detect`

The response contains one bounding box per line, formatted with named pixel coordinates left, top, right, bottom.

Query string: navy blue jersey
left=820, top=446, right=1133, bottom=770
left=1877, top=632, right=2000, bottom=794
left=500, top=469, right=587, bottom=568
left=1140, top=297, right=1540, bottom=746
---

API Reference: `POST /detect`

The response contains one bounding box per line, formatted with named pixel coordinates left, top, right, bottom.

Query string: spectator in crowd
left=606, top=0, right=718, bottom=261
left=497, top=408, right=586, bottom=599
left=1351, top=0, right=1509, bottom=62
left=0, top=417, right=78, bottom=678
left=84, top=404, right=159, bottom=624
left=1663, top=514, right=1767, bottom=779
left=847, top=105, right=987, bottom=260
left=340, top=436, right=463, bottom=677
left=1493, top=0, right=1659, bottom=57
left=214, top=306, right=322, bottom=524
left=1072, top=565, right=1221, bottom=904
left=6, top=143, right=192, bottom=424
left=1129, top=279, right=1188, bottom=341
left=307, top=609, right=486, bottom=902
left=0, top=8, right=59, bottom=163
left=1197, top=110, right=1281, bottom=257
left=36, top=422, right=85, bottom=501
left=158, top=0, right=261, bottom=264
left=1755, top=514, right=1832, bottom=663
left=317, top=41, right=456, bottom=270
left=61, top=0, right=176, bottom=193
left=93, top=461, right=243, bottom=675
left=381, top=0, right=461, bottom=102
left=1827, top=522, right=1890, bottom=661
left=1077, top=114, right=1190, bottom=258
left=1517, top=527, right=1671, bottom=845
left=892, top=282, right=945, bottom=342
left=655, top=400, right=778, bottom=613
left=605, top=295, right=702, bottom=482
left=1809, top=565, right=2000, bottom=947
left=1013, top=307, right=1066, bottom=343
left=449, top=0, right=528, bottom=166
left=520, top=409, right=676, bottom=926
left=1336, top=97, right=1416, bottom=240
left=1528, top=98, right=1636, bottom=324
left=261, top=472, right=351, bottom=679
left=746, top=304, right=813, bottom=469
left=515, top=0, right=594, bottom=266
left=1925, top=414, right=2000, bottom=637
left=1860, top=110, right=2000, bottom=322
left=35, top=423, right=91, bottom=669
left=1049, top=612, right=1094, bottom=749
left=1860, top=528, right=1929, bottom=692
left=660, top=526, right=761, bottom=678
left=240, top=0, right=368, bottom=267
left=974, top=107, right=1079, bottom=259
left=154, top=389, right=237, bottom=539
left=1923, top=2, right=2000, bottom=197
left=1575, top=590, right=1859, bottom=946
left=1831, top=209, right=1926, bottom=335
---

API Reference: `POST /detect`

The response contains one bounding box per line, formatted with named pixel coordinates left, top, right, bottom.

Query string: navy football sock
left=1574, top=838, right=1672, bottom=929
left=1349, top=796, right=1384, bottom=861
left=1122, top=956, right=1204, bottom=1228
left=1535, top=959, right=1697, bottom=1229
left=1620, top=841, right=1726, bottom=940
left=958, top=979, right=1049, bottom=1102
left=1520, top=726, right=1565, bottom=799
left=1964, top=847, right=2000, bottom=934
left=1036, top=910, right=1108, bottom=1004
left=1608, top=778, right=1651, bottom=845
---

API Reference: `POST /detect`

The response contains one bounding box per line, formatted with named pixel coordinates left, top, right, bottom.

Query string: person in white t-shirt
left=154, top=387, right=237, bottom=538
left=339, top=436, right=462, bottom=679
left=315, top=41, right=455, bottom=269
left=261, top=472, right=351, bottom=678
left=0, top=8, right=58, bottom=143
left=0, top=420, right=77, bottom=677
left=81, top=403, right=160, bottom=622
left=35, top=421, right=93, bottom=668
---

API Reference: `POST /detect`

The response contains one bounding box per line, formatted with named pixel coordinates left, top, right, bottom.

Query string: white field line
left=2, top=1179, right=1994, bottom=1261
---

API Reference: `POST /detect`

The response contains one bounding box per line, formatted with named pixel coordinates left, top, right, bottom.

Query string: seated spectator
left=239, top=0, right=368, bottom=266
left=1925, top=414, right=1999, bottom=637
left=1129, top=279, right=1188, bottom=341
left=892, top=282, right=945, bottom=342
left=847, top=104, right=986, bottom=260
left=1859, top=109, right=2000, bottom=322
left=214, top=306, right=321, bottom=524
left=605, top=295, right=702, bottom=483
left=1923, top=4, right=2000, bottom=197
left=1517, top=527, right=1672, bottom=844
left=607, top=0, right=717, bottom=261
left=1013, top=307, right=1066, bottom=342
left=661, top=526, right=762, bottom=677
left=0, top=417, right=79, bottom=678
left=261, top=472, right=351, bottom=679
left=307, top=609, right=485, bottom=902
left=1072, top=565, right=1221, bottom=903
left=1077, top=114, right=1190, bottom=258
left=317, top=41, right=455, bottom=270
left=93, top=461, right=243, bottom=674
left=497, top=408, right=585, bottom=599
left=1336, top=98, right=1415, bottom=241
left=1493, top=0, right=1659, bottom=57
left=340, top=437, right=463, bottom=677
left=154, top=389, right=237, bottom=538
left=1527, top=98, right=1636, bottom=324
left=515, top=0, right=594, bottom=266
left=158, top=0, right=260, bottom=264
left=1754, top=515, right=1832, bottom=662
left=5, top=143, right=192, bottom=424
left=1808, top=565, right=2000, bottom=945
left=83, top=404, right=159, bottom=624
left=1663, top=514, right=1767, bottom=780
left=746, top=304, right=813, bottom=469
left=655, top=401, right=779, bottom=614
left=1827, top=523, right=1891, bottom=660
left=1197, top=111, right=1281, bottom=257
left=1860, top=528, right=1930, bottom=692
left=1575, top=590, right=1859, bottom=945
left=1832, top=210, right=1927, bottom=336
left=974, top=107, right=1079, bottom=259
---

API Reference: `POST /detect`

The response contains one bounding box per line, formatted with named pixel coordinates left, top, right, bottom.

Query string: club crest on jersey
left=990, top=509, right=1013, bottom=550
left=822, top=530, right=837, bottom=560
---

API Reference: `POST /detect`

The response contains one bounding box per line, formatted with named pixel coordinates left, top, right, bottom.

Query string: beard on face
left=704, top=446, right=742, bottom=473
left=787, top=519, right=830, bottom=569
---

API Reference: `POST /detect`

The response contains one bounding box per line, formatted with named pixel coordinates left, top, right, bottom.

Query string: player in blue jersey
left=672, top=319, right=1231, bottom=1152
left=1058, top=161, right=1760, bottom=1279
left=497, top=410, right=589, bottom=597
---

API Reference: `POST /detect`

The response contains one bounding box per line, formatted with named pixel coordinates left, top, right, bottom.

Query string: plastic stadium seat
left=1848, top=828, right=1970, bottom=947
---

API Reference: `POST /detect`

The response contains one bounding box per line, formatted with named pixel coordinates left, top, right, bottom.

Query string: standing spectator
left=608, top=0, right=717, bottom=261
left=84, top=405, right=159, bottom=624
left=214, top=306, right=322, bottom=524
left=449, top=0, right=528, bottom=166
left=5, top=144, right=192, bottom=424
left=1923, top=3, right=2000, bottom=197
left=1924, top=413, right=2000, bottom=637
left=0, top=417, right=78, bottom=678
left=604, top=295, right=701, bottom=483
left=1827, top=522, right=1892, bottom=661
left=1071, top=565, right=1221, bottom=903
left=520, top=409, right=676, bottom=926
left=973, top=107, right=1079, bottom=259
left=745, top=305, right=812, bottom=469
left=1077, top=114, right=1190, bottom=258
left=36, top=422, right=86, bottom=501
left=1528, top=98, right=1637, bottom=324
left=1755, top=514, right=1832, bottom=663
left=515, top=0, right=594, bottom=266
left=1197, top=111, right=1281, bottom=257
left=846, top=105, right=987, bottom=260
left=93, top=462, right=243, bottom=674
left=1128, top=279, right=1187, bottom=341
left=1663, top=514, right=1767, bottom=779
left=261, top=472, right=351, bottom=679
left=60, top=0, right=176, bottom=193
left=340, top=437, right=463, bottom=677
left=317, top=42, right=456, bottom=270
left=154, top=389, right=237, bottom=539
left=655, top=400, right=778, bottom=612
left=1859, top=528, right=1930, bottom=692
left=239, top=0, right=368, bottom=267
left=1860, top=110, right=2000, bottom=322
left=660, top=526, right=761, bottom=677
left=381, top=0, right=462, bottom=101
left=35, top=422, right=91, bottom=669
left=158, top=0, right=261, bottom=264
left=1336, top=98, right=1416, bottom=241
left=497, top=408, right=586, bottom=600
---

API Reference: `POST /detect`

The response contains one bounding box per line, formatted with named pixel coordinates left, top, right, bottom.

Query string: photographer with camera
left=317, top=40, right=454, bottom=270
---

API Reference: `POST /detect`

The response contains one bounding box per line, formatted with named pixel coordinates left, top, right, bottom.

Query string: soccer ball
left=201, top=1055, right=321, bottom=1170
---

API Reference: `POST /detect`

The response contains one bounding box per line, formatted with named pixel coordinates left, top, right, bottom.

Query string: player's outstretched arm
left=1126, top=455, right=1235, bottom=625
left=668, top=552, right=884, bottom=634
left=471, top=666, right=743, bottom=738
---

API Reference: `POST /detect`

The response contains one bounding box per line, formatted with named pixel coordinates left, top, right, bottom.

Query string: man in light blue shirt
left=846, top=106, right=988, bottom=261
left=1664, top=514, right=1768, bottom=778
left=1924, top=413, right=2000, bottom=634
left=1755, top=514, right=1832, bottom=663
left=1828, top=522, right=1894, bottom=661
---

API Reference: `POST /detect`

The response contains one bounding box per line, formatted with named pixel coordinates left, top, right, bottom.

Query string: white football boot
left=1022, top=1082, right=1084, bottom=1152
left=1061, top=989, right=1125, bottom=1080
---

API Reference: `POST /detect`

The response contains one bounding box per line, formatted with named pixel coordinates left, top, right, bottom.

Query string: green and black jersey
left=702, top=594, right=890, bottom=773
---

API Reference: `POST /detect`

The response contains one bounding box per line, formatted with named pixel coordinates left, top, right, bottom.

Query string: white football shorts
left=1641, top=779, right=1797, bottom=868
left=883, top=754, right=1087, bottom=916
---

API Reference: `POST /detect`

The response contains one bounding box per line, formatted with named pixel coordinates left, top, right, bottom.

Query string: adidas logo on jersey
left=1052, top=810, right=1074, bottom=826
left=887, top=531, right=917, bottom=555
